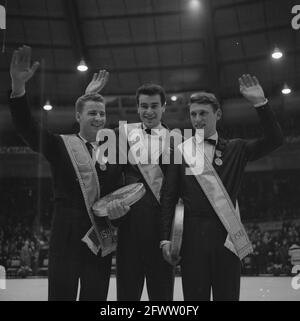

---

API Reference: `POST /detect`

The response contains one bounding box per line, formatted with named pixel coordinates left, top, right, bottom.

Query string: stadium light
left=189, top=0, right=201, bottom=11
left=77, top=59, right=88, bottom=72
left=272, top=47, right=283, bottom=60
left=281, top=84, right=291, bottom=95
left=43, top=100, right=53, bottom=111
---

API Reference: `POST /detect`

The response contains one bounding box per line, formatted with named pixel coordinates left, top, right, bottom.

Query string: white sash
left=122, top=123, right=170, bottom=203
left=61, top=135, right=117, bottom=257
left=178, top=137, right=253, bottom=260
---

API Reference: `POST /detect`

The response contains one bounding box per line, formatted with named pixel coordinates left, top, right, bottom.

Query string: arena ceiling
left=0, top=0, right=299, bottom=142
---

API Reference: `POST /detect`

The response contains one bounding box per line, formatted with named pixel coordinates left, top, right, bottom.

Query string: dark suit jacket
left=9, top=95, right=123, bottom=258
left=160, top=103, right=284, bottom=241
left=115, top=125, right=181, bottom=248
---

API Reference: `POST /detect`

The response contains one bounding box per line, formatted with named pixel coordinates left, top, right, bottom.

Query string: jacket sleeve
left=244, top=103, right=284, bottom=161
left=9, top=94, right=60, bottom=164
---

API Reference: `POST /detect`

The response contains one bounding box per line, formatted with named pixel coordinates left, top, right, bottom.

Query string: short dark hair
left=136, top=83, right=166, bottom=106
left=190, top=92, right=220, bottom=112
left=75, top=93, right=105, bottom=114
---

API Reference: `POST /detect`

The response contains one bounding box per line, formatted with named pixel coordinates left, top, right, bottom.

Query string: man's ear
left=75, top=111, right=81, bottom=122
left=216, top=108, right=222, bottom=121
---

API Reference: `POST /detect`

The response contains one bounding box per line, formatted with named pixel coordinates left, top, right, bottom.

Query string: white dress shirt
left=142, top=123, right=167, bottom=164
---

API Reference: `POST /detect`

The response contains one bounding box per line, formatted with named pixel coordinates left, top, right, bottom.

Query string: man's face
left=76, top=100, right=106, bottom=139
left=137, top=94, right=165, bottom=129
left=190, top=103, right=221, bottom=138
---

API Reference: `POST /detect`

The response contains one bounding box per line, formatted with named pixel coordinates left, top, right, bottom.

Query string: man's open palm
left=239, top=74, right=266, bottom=105
left=85, top=70, right=109, bottom=94
left=10, top=46, right=40, bottom=84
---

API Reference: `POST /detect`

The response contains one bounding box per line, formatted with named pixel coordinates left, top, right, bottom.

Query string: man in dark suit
left=116, top=84, right=176, bottom=301
left=9, top=45, right=128, bottom=301
left=84, top=79, right=178, bottom=301
left=160, top=74, right=284, bottom=301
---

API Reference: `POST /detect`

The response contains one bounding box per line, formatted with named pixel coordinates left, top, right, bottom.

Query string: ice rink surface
left=0, top=277, right=299, bottom=301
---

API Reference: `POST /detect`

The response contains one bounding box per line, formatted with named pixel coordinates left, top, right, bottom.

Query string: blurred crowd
left=0, top=218, right=299, bottom=277
left=239, top=171, right=300, bottom=221
left=242, top=221, right=300, bottom=276
left=0, top=217, right=49, bottom=277
left=0, top=171, right=300, bottom=277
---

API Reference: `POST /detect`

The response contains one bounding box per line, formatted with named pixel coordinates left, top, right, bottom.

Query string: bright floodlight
left=77, top=59, right=88, bottom=72
left=43, top=100, right=53, bottom=111
left=171, top=95, right=178, bottom=102
left=189, top=0, right=201, bottom=10
left=281, top=84, right=291, bottom=95
left=272, top=47, right=283, bottom=60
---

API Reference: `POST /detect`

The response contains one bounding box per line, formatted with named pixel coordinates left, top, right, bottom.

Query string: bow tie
left=204, top=138, right=217, bottom=146
left=144, top=128, right=153, bottom=135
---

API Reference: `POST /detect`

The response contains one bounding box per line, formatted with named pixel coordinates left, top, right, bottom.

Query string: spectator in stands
left=250, top=242, right=259, bottom=275
left=19, top=240, right=33, bottom=277
left=289, top=243, right=300, bottom=267
left=0, top=246, right=8, bottom=269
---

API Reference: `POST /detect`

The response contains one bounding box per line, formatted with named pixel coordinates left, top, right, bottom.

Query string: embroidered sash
left=61, top=135, right=117, bottom=257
